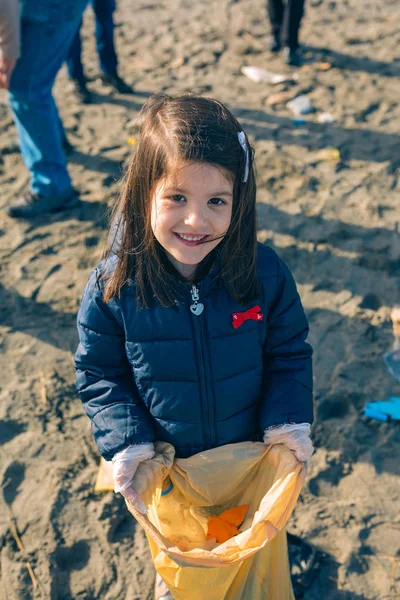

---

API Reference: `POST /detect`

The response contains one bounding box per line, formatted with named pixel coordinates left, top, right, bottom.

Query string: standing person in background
left=66, top=0, right=133, bottom=104
left=0, top=0, right=88, bottom=218
left=267, top=0, right=305, bottom=66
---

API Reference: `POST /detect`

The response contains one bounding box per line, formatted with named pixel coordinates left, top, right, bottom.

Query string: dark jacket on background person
left=75, top=243, right=313, bottom=461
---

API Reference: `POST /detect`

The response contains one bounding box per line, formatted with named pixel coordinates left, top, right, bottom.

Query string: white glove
left=263, top=423, right=314, bottom=463
left=112, top=443, right=155, bottom=514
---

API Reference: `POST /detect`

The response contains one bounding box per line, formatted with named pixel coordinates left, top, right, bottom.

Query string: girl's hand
left=263, top=423, right=314, bottom=463
left=112, top=443, right=155, bottom=513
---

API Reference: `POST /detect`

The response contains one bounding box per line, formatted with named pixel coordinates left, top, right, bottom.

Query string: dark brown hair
left=103, top=93, right=259, bottom=307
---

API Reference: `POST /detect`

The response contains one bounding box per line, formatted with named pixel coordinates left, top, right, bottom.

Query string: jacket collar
left=172, top=249, right=222, bottom=300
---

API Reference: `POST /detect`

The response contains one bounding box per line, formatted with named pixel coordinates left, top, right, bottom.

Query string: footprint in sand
left=308, top=459, right=352, bottom=497
left=54, top=540, right=91, bottom=572
left=98, top=496, right=136, bottom=544
left=2, top=461, right=25, bottom=505
left=0, top=418, right=26, bottom=445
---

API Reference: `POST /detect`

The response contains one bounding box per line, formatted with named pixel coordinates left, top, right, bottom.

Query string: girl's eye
left=170, top=194, right=186, bottom=203
left=208, top=197, right=226, bottom=205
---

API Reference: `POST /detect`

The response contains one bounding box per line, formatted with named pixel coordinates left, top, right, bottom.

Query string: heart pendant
left=190, top=303, right=204, bottom=316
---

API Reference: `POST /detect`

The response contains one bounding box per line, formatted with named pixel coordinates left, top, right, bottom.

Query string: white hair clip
left=237, top=131, right=250, bottom=183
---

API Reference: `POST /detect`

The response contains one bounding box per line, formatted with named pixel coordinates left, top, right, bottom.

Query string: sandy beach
left=0, top=0, right=400, bottom=597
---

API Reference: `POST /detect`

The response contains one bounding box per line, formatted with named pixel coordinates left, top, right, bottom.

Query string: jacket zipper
left=190, top=284, right=213, bottom=449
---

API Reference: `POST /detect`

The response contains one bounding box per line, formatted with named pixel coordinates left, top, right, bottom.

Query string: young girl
left=75, top=93, right=313, bottom=598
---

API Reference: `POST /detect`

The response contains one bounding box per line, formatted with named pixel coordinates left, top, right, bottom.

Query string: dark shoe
left=288, top=532, right=325, bottom=597
left=7, top=189, right=79, bottom=219
left=268, top=34, right=281, bottom=53
left=69, top=78, right=92, bottom=104
left=282, top=46, right=302, bottom=67
left=100, top=71, right=133, bottom=94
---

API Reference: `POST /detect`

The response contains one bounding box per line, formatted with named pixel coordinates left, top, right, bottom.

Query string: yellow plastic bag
left=125, top=441, right=306, bottom=600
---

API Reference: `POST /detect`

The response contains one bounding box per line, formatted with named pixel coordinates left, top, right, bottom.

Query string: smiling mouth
left=174, top=232, right=209, bottom=245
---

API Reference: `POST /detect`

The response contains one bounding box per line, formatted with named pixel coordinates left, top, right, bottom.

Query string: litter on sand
left=127, top=136, right=137, bottom=145
left=266, top=90, right=297, bottom=106
left=314, top=62, right=332, bottom=71
left=365, top=308, right=400, bottom=423
left=314, top=147, right=341, bottom=162
left=384, top=306, right=400, bottom=382
left=364, top=397, right=400, bottom=422
left=302, top=61, right=332, bottom=72
left=317, top=112, right=335, bottom=124
left=384, top=347, right=400, bottom=381
left=286, top=95, right=313, bottom=115
left=241, top=65, right=299, bottom=84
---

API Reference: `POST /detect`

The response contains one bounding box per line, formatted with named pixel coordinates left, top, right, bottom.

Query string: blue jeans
left=8, top=0, right=88, bottom=198
left=67, top=0, right=117, bottom=82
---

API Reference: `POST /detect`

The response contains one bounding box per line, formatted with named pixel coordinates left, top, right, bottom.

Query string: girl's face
left=151, top=161, right=234, bottom=279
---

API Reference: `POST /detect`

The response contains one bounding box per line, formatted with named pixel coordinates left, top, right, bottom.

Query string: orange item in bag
left=207, top=504, right=249, bottom=543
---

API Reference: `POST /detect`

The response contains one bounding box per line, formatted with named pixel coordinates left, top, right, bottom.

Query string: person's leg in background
left=65, top=19, right=92, bottom=103
left=281, top=0, right=305, bottom=66
left=267, top=0, right=284, bottom=52
left=93, top=0, right=133, bottom=93
left=7, top=1, right=88, bottom=218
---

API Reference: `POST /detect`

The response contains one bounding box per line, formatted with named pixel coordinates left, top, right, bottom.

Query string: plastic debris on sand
left=364, top=397, right=400, bottom=422
left=287, top=95, right=313, bottom=115
left=383, top=306, right=400, bottom=382
left=241, top=66, right=299, bottom=84
left=318, top=112, right=335, bottom=123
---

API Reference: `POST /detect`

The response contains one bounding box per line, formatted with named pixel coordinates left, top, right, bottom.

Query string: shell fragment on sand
left=169, top=56, right=185, bottom=69
left=267, top=90, right=297, bottom=106
left=241, top=66, right=299, bottom=85
left=315, top=62, right=332, bottom=71
left=302, top=61, right=332, bottom=72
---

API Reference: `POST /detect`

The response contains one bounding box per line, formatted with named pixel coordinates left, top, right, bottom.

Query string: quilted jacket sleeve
left=75, top=269, right=155, bottom=460
left=259, top=256, right=313, bottom=429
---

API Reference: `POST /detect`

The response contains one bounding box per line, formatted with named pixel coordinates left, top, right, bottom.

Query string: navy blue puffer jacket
left=75, top=243, right=313, bottom=460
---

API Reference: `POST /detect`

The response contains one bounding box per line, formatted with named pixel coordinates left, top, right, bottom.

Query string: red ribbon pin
left=232, top=305, right=263, bottom=329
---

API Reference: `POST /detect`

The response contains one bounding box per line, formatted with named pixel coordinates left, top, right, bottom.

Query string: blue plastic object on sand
left=364, top=397, right=400, bottom=422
